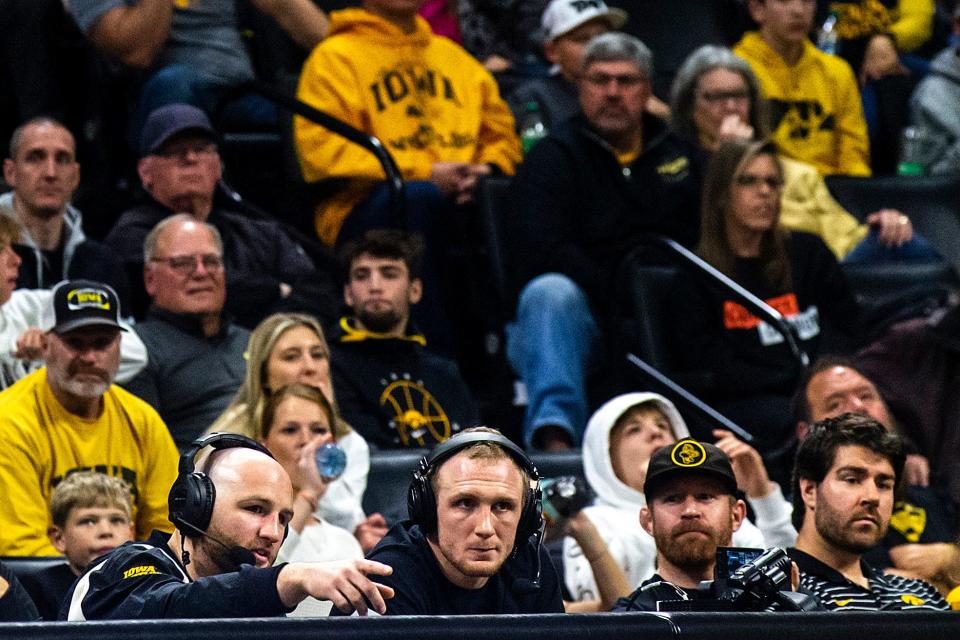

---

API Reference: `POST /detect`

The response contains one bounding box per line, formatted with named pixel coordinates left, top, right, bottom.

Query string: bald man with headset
left=342, top=427, right=564, bottom=615
left=63, top=433, right=394, bottom=620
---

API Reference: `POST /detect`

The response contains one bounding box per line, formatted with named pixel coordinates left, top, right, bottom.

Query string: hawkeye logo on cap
left=67, top=288, right=111, bottom=312
left=671, top=440, right=706, bottom=467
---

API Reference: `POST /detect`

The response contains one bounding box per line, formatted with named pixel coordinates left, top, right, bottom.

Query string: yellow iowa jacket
left=295, top=9, right=521, bottom=245
left=734, top=32, right=871, bottom=177
left=779, top=156, right=868, bottom=259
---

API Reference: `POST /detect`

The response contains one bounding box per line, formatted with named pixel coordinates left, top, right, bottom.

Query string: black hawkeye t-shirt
left=337, top=521, right=564, bottom=615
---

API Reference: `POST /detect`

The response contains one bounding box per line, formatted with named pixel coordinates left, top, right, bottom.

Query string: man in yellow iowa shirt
left=0, top=280, right=178, bottom=556
left=734, top=0, right=872, bottom=176
left=294, top=0, right=521, bottom=248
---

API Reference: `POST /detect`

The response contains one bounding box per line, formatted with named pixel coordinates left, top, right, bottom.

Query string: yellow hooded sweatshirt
left=734, top=31, right=871, bottom=177
left=295, top=9, right=521, bottom=245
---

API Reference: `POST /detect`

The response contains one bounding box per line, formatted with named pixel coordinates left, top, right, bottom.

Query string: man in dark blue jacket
left=63, top=441, right=393, bottom=619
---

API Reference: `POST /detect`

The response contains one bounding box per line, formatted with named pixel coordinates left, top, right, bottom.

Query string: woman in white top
left=209, top=313, right=373, bottom=537
left=259, top=382, right=363, bottom=616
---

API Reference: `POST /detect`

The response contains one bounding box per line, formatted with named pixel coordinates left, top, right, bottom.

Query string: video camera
left=652, top=547, right=820, bottom=612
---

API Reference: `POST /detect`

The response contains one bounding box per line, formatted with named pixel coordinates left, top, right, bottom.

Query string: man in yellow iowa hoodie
left=294, top=0, right=521, bottom=247
left=734, top=0, right=872, bottom=177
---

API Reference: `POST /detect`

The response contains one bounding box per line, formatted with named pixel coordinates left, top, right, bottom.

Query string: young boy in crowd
left=19, top=472, right=134, bottom=619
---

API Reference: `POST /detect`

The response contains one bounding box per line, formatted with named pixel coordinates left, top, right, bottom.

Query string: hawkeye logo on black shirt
left=379, top=373, right=455, bottom=447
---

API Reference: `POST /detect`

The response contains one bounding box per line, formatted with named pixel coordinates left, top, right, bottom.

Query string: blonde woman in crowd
left=210, top=313, right=386, bottom=547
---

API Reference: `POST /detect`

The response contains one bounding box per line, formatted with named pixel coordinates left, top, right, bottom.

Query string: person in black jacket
left=672, top=139, right=859, bottom=455
left=507, top=31, right=702, bottom=451
left=341, top=428, right=564, bottom=615
left=331, top=229, right=479, bottom=449
left=104, top=103, right=339, bottom=327
left=63, top=437, right=394, bottom=620
left=0, top=560, right=38, bottom=622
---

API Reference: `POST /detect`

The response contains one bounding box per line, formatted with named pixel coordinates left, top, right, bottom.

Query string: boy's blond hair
left=0, top=214, right=20, bottom=249
left=50, top=472, right=132, bottom=527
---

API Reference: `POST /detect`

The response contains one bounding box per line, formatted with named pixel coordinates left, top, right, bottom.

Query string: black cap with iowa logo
left=42, top=280, right=126, bottom=334
left=643, top=438, right=738, bottom=501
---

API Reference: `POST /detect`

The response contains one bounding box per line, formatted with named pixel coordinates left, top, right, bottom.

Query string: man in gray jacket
left=910, top=9, right=960, bottom=176
left=1, top=117, right=129, bottom=308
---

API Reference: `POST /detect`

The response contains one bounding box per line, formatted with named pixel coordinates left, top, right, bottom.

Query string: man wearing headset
left=346, top=427, right=564, bottom=615
left=63, top=434, right=394, bottom=620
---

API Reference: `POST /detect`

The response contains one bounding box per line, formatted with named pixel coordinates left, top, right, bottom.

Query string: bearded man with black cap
left=613, top=437, right=748, bottom=610
left=0, top=279, right=178, bottom=557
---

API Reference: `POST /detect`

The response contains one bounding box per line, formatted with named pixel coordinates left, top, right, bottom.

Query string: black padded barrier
left=1, top=611, right=958, bottom=639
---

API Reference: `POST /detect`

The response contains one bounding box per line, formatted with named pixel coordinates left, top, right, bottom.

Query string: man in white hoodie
left=562, top=392, right=796, bottom=602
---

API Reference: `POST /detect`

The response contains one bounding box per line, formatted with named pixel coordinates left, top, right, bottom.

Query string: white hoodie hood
left=582, top=392, right=689, bottom=512
left=562, top=392, right=791, bottom=602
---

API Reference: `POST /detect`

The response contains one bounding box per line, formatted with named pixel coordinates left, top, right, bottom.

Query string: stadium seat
left=1, top=556, right=68, bottom=581
left=825, top=174, right=960, bottom=274
left=362, top=449, right=426, bottom=525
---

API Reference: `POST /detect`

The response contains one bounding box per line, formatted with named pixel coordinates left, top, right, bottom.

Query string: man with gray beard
left=612, top=438, right=747, bottom=610
left=0, top=279, right=178, bottom=557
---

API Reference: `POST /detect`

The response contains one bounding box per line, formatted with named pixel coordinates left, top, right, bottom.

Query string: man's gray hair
left=581, top=32, right=653, bottom=79
left=143, top=213, right=224, bottom=264
left=669, top=45, right=768, bottom=144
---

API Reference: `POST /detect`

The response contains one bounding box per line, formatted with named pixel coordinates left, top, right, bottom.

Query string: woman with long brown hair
left=672, top=139, right=859, bottom=454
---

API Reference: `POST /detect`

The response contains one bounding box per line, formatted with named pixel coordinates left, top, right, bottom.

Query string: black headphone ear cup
left=407, top=468, right=436, bottom=533
left=170, top=473, right=216, bottom=533
left=516, top=485, right=543, bottom=543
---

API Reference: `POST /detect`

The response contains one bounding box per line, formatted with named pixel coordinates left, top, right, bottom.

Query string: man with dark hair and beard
left=330, top=229, right=478, bottom=449
left=613, top=438, right=747, bottom=610
left=790, top=414, right=949, bottom=611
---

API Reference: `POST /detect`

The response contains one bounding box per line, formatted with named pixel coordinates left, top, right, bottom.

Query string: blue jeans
left=506, top=273, right=599, bottom=448
left=133, top=64, right=277, bottom=146
left=843, top=228, right=939, bottom=264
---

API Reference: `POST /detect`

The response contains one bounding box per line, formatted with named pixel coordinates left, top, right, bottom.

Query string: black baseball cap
left=643, top=438, right=738, bottom=501
left=140, top=103, right=217, bottom=158
left=42, top=280, right=126, bottom=335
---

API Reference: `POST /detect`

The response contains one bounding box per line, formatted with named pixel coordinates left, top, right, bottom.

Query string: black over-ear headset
left=168, top=432, right=274, bottom=534
left=407, top=431, right=542, bottom=546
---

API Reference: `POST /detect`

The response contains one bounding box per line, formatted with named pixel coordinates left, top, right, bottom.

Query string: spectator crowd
left=1, top=0, right=960, bottom=625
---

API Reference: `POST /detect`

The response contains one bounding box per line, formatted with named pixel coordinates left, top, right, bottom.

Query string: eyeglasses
left=150, top=253, right=224, bottom=275
left=583, top=72, right=646, bottom=88
left=735, top=173, right=783, bottom=189
left=154, top=142, right=218, bottom=162
left=699, top=89, right=750, bottom=104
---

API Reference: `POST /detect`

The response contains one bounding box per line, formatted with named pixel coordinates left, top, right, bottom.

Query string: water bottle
left=817, top=11, right=839, bottom=55
left=897, top=126, right=925, bottom=177
left=315, top=443, right=347, bottom=479
left=520, top=101, right=548, bottom=155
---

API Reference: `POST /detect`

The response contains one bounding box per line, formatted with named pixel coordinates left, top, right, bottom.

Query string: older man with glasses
left=507, top=32, right=701, bottom=451
left=105, top=103, right=339, bottom=328
left=121, top=214, right=249, bottom=448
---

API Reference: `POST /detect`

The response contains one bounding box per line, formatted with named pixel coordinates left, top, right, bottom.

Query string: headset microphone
left=177, top=518, right=257, bottom=569
left=512, top=519, right=546, bottom=595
